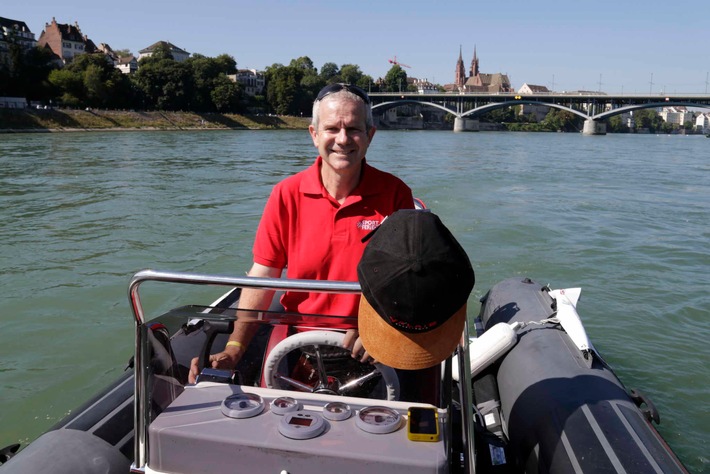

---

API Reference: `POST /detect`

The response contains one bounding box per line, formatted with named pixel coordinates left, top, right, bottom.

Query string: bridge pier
left=582, top=119, right=606, bottom=136
left=453, top=117, right=479, bottom=132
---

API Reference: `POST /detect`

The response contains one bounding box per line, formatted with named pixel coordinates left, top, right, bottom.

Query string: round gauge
left=355, top=405, right=402, bottom=434
left=278, top=411, right=326, bottom=440
left=322, top=401, right=352, bottom=421
left=220, top=393, right=265, bottom=419
left=270, top=396, right=302, bottom=415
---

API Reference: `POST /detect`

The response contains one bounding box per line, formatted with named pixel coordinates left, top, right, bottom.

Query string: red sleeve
left=252, top=183, right=289, bottom=269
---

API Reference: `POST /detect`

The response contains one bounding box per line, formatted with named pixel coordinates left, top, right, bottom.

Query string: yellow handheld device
left=407, top=406, right=440, bottom=442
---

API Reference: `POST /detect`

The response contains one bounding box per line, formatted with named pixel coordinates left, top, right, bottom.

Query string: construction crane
left=388, top=56, right=411, bottom=68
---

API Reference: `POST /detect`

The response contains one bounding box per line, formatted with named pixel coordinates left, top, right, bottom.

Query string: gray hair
left=311, top=90, right=374, bottom=133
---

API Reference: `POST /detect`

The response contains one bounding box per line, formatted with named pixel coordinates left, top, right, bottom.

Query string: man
left=189, top=84, right=413, bottom=383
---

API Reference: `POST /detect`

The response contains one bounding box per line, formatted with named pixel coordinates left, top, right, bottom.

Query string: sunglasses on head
left=316, top=83, right=371, bottom=104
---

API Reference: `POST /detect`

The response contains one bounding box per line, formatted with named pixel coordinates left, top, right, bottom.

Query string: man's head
left=309, top=84, right=376, bottom=177
left=311, top=83, right=374, bottom=133
left=357, top=210, right=475, bottom=370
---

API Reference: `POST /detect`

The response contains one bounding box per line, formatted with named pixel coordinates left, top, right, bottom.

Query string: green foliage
left=113, top=49, right=132, bottom=58
left=540, top=109, right=581, bottom=132
left=210, top=76, right=240, bottom=112
left=184, top=54, right=240, bottom=112
left=265, top=57, right=325, bottom=116
left=503, top=108, right=583, bottom=132
left=479, top=107, right=515, bottom=123
left=384, top=65, right=407, bottom=92
left=0, top=44, right=58, bottom=101
left=316, top=62, right=374, bottom=95
left=46, top=53, right=133, bottom=108
left=633, top=109, right=664, bottom=133
left=339, top=64, right=363, bottom=85
left=607, top=115, right=629, bottom=133
left=133, top=56, right=193, bottom=110
left=131, top=52, right=242, bottom=112
left=320, top=62, right=339, bottom=82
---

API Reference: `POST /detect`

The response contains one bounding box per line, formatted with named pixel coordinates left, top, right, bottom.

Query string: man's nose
left=335, top=128, right=350, bottom=143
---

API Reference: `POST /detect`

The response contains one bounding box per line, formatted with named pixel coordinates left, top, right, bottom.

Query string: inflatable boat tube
left=474, top=277, right=688, bottom=473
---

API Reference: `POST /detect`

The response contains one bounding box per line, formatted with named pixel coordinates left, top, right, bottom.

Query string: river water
left=0, top=130, right=708, bottom=472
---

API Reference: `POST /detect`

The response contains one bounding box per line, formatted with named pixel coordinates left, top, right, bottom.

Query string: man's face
left=309, top=97, right=376, bottom=175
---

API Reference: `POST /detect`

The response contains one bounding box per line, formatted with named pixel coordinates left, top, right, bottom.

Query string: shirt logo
left=357, top=219, right=380, bottom=231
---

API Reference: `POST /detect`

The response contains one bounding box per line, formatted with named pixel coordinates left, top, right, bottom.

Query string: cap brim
left=358, top=296, right=466, bottom=370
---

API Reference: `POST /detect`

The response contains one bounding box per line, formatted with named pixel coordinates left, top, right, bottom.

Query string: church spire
left=455, top=45, right=466, bottom=87
left=470, top=45, right=479, bottom=78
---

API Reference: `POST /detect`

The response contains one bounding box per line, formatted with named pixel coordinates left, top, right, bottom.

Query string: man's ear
left=309, top=125, right=318, bottom=146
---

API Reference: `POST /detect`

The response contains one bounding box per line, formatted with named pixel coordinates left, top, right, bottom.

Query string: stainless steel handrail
left=458, top=320, right=477, bottom=473
left=128, top=269, right=361, bottom=472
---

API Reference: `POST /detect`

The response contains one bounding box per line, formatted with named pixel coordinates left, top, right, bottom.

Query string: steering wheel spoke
left=263, top=331, right=399, bottom=401
left=311, top=345, right=331, bottom=389
left=337, top=370, right=383, bottom=395
left=273, top=373, right=316, bottom=392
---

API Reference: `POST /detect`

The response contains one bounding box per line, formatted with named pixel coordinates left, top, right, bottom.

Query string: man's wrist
left=225, top=340, right=245, bottom=354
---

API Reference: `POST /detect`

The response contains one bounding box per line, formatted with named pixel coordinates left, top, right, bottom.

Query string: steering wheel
left=263, top=331, right=400, bottom=401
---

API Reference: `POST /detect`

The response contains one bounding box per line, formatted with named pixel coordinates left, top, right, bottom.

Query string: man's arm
left=188, top=262, right=283, bottom=383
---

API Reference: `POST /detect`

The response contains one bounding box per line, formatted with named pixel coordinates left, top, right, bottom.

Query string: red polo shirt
left=253, top=157, right=414, bottom=318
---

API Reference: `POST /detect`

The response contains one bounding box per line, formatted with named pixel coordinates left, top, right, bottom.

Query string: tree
left=185, top=54, right=240, bottom=112
left=290, top=56, right=316, bottom=73
left=47, top=53, right=133, bottom=108
left=633, top=109, right=664, bottom=133
left=607, top=115, right=629, bottom=133
left=210, top=75, right=240, bottom=112
left=265, top=63, right=299, bottom=115
left=384, top=65, right=407, bottom=92
left=133, top=55, right=193, bottom=110
left=320, top=62, right=339, bottom=82
left=48, top=68, right=83, bottom=106
left=265, top=57, right=324, bottom=116
left=113, top=49, right=132, bottom=58
left=339, top=64, right=364, bottom=86
left=0, top=44, right=57, bottom=101
left=480, top=107, right=515, bottom=124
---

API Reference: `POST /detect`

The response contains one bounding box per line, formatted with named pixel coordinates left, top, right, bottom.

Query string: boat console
left=128, top=270, right=473, bottom=474
left=148, top=383, right=448, bottom=474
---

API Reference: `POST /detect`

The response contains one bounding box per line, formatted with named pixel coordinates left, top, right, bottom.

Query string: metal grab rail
left=127, top=269, right=476, bottom=473
left=128, top=268, right=362, bottom=325
left=128, top=269, right=361, bottom=472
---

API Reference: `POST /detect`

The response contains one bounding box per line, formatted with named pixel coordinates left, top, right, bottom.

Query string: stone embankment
left=0, top=109, right=310, bottom=133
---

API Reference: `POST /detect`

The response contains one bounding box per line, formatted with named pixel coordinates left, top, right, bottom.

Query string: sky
left=4, top=0, right=709, bottom=94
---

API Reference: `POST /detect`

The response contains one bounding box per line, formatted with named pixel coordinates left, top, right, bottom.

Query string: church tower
left=455, top=45, right=466, bottom=87
left=470, top=45, right=479, bottom=78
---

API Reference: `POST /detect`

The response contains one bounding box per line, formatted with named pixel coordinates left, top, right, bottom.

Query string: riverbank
left=0, top=108, right=310, bottom=133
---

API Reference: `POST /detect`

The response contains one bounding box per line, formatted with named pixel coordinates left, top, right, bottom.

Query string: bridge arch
left=593, top=101, right=710, bottom=121
left=461, top=100, right=589, bottom=120
left=372, top=99, right=591, bottom=121
left=372, top=100, right=457, bottom=116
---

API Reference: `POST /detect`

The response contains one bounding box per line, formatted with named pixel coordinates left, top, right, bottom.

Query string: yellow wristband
left=226, top=341, right=244, bottom=350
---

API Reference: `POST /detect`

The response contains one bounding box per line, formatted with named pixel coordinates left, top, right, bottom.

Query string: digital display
left=289, top=416, right=313, bottom=427
left=409, top=407, right=437, bottom=434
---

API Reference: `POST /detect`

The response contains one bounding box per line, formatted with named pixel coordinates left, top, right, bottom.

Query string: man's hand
left=188, top=351, right=239, bottom=384
left=343, top=329, right=374, bottom=364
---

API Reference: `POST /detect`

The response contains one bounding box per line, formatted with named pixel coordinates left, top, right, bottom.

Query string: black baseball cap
left=357, top=209, right=474, bottom=370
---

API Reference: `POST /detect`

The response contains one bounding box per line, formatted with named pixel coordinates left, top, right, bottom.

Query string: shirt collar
left=300, top=156, right=379, bottom=199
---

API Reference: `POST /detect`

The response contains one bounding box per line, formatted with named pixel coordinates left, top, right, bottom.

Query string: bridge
left=367, top=92, right=710, bottom=135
